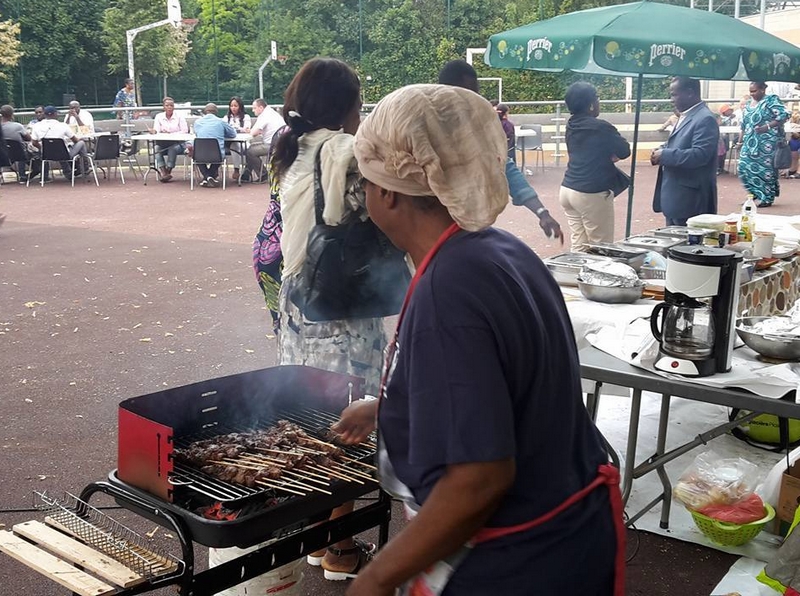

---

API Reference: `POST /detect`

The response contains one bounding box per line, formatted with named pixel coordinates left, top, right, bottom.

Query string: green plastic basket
left=689, top=503, right=775, bottom=547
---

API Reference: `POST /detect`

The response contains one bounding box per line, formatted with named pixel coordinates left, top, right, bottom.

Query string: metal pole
left=126, top=20, right=171, bottom=87
left=625, top=74, right=644, bottom=238
left=359, top=0, right=363, bottom=60
left=731, top=0, right=740, bottom=100
left=447, top=0, right=451, bottom=30
left=760, top=0, right=766, bottom=29
left=554, top=102, right=562, bottom=167
left=15, top=0, right=25, bottom=107
left=127, top=30, right=136, bottom=82
left=708, top=0, right=713, bottom=12
left=212, top=0, right=219, bottom=99
left=258, top=56, right=273, bottom=99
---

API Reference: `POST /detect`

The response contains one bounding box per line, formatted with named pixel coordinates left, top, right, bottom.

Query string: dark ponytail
left=271, top=58, right=360, bottom=181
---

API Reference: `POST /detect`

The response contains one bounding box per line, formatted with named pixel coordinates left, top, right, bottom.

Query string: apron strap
left=473, top=464, right=626, bottom=596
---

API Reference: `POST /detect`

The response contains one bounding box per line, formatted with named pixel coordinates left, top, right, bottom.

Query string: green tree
left=2, top=0, right=112, bottom=106
left=0, top=18, right=22, bottom=78
left=101, top=0, right=191, bottom=92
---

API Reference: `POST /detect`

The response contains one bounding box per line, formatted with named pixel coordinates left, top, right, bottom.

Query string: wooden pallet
left=0, top=518, right=176, bottom=596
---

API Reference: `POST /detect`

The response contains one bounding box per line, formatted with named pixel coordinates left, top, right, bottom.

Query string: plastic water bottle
left=741, top=194, right=756, bottom=242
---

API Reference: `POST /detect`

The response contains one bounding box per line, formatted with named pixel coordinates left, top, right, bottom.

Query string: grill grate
left=34, top=491, right=182, bottom=580
left=170, top=408, right=377, bottom=503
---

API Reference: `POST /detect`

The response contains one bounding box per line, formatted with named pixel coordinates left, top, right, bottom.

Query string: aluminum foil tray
left=581, top=243, right=648, bottom=270
left=620, top=235, right=686, bottom=255
left=544, top=253, right=613, bottom=286
left=651, top=226, right=716, bottom=239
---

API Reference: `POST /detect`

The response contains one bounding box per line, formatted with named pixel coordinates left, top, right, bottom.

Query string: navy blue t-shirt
left=378, top=228, right=615, bottom=594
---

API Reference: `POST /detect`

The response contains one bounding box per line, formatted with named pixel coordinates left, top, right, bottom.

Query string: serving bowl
left=736, top=316, right=800, bottom=361
left=578, top=281, right=644, bottom=304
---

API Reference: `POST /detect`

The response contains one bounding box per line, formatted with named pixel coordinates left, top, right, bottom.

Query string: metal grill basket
left=35, top=491, right=181, bottom=579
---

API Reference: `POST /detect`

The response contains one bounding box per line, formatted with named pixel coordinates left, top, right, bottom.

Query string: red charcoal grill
left=77, top=365, right=391, bottom=595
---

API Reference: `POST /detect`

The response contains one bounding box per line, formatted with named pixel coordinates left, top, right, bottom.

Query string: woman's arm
left=347, top=459, right=516, bottom=596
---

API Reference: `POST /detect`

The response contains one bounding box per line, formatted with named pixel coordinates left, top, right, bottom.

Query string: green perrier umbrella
left=485, top=0, right=800, bottom=235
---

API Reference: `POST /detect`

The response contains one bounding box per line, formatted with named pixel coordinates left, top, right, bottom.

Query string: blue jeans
left=155, top=142, right=186, bottom=169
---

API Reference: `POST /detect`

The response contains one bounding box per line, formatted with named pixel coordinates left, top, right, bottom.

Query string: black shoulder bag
left=289, top=143, right=411, bottom=321
left=774, top=124, right=792, bottom=170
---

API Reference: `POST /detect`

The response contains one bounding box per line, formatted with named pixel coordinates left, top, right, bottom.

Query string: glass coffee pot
left=650, top=295, right=716, bottom=360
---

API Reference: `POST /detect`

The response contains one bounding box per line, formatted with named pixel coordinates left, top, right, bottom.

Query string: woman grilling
left=738, top=81, right=790, bottom=207
left=334, top=84, right=623, bottom=596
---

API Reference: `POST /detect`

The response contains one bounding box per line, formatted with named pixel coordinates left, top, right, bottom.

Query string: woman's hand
left=331, top=399, right=378, bottom=444
left=756, top=124, right=771, bottom=134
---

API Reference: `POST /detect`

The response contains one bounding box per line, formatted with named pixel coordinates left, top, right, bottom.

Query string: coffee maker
left=650, top=246, right=742, bottom=377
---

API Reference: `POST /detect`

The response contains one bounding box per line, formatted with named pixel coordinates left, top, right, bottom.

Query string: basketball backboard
left=168, top=0, right=182, bottom=27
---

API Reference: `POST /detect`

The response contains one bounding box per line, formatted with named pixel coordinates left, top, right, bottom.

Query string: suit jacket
left=652, top=102, right=719, bottom=221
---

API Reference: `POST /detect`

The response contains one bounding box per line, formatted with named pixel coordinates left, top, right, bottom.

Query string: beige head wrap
left=354, top=84, right=509, bottom=231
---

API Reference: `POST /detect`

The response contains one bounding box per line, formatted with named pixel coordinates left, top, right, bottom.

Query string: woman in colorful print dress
left=738, top=81, right=790, bottom=207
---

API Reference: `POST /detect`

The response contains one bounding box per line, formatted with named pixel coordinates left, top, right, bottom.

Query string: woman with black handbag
left=269, top=57, right=387, bottom=580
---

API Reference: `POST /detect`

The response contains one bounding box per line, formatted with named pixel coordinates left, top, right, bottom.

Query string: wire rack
left=35, top=491, right=181, bottom=580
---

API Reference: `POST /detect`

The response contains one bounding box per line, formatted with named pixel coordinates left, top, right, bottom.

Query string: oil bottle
left=740, top=194, right=756, bottom=242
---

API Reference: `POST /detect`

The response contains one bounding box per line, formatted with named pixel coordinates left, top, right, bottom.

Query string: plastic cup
left=753, top=231, right=776, bottom=258
left=687, top=231, right=705, bottom=245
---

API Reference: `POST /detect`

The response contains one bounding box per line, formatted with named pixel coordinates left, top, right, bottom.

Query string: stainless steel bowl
left=736, top=316, right=800, bottom=361
left=578, top=281, right=644, bottom=304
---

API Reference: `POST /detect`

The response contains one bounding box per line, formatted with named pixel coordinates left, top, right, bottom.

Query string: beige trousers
left=558, top=186, right=615, bottom=251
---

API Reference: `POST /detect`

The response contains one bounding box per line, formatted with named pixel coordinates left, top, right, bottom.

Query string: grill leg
left=188, top=495, right=393, bottom=596
left=378, top=490, right=391, bottom=547
left=79, top=480, right=194, bottom=594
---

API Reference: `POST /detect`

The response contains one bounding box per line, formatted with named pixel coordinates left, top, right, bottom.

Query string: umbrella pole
left=625, top=73, right=644, bottom=238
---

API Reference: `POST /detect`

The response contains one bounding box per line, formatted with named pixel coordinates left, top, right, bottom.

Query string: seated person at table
left=30, top=105, right=88, bottom=179
left=243, top=98, right=285, bottom=182
left=153, top=96, right=189, bottom=183
left=1, top=104, right=35, bottom=182
left=64, top=101, right=95, bottom=134
left=27, top=105, right=45, bottom=134
left=225, top=96, right=251, bottom=181
left=187, top=103, right=236, bottom=188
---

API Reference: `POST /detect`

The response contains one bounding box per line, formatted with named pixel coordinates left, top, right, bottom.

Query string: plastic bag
left=673, top=450, right=762, bottom=510
left=697, top=492, right=766, bottom=524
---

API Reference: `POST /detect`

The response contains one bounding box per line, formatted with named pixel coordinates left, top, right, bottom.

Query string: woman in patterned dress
left=738, top=81, right=790, bottom=207
left=268, top=57, right=386, bottom=579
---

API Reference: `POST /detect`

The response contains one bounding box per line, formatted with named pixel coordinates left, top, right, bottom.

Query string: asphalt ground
left=0, top=160, right=797, bottom=595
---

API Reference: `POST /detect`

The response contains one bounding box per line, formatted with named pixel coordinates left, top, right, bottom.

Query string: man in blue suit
left=651, top=77, right=719, bottom=226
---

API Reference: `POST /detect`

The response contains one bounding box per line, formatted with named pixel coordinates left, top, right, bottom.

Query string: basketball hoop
left=277, top=55, right=288, bottom=65
left=167, top=0, right=182, bottom=28
left=181, top=18, right=199, bottom=32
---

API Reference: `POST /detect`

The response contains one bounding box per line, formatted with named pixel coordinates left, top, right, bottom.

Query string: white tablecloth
left=564, top=287, right=800, bottom=399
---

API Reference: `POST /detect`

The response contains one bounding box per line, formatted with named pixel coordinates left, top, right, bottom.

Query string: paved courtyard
left=0, top=161, right=796, bottom=595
